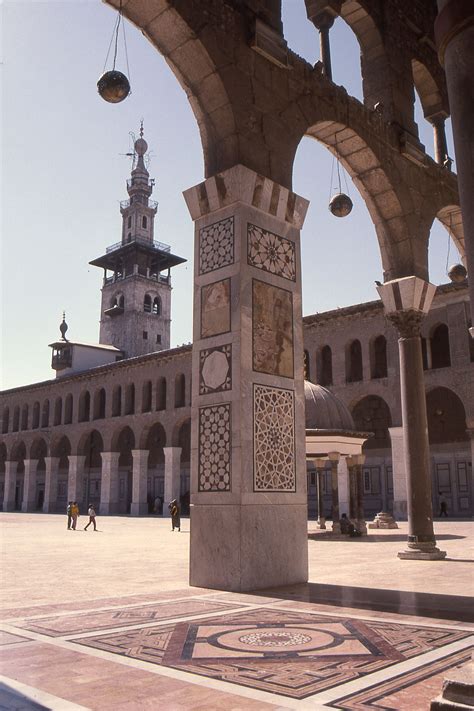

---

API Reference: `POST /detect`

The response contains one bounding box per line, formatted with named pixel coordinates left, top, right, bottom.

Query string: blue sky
left=1, top=1, right=459, bottom=390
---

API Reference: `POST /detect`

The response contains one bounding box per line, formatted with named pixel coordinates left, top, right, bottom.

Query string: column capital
left=386, top=309, right=424, bottom=338
left=183, top=164, right=309, bottom=229
left=131, top=449, right=149, bottom=465
left=100, top=451, right=121, bottom=465
left=377, top=277, right=436, bottom=331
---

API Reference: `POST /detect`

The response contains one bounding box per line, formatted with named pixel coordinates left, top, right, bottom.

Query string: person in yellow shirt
left=71, top=502, right=80, bottom=530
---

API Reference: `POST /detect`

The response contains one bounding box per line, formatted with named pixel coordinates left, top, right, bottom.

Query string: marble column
left=3, top=461, right=17, bottom=511
left=183, top=164, right=309, bottom=591
left=378, top=277, right=446, bottom=559
left=354, top=454, right=367, bottom=535
left=337, top=455, right=350, bottom=514
left=43, top=456, right=59, bottom=513
left=389, top=426, right=407, bottom=519
left=131, top=449, right=148, bottom=516
left=100, top=451, right=120, bottom=514
left=163, top=447, right=182, bottom=517
left=435, top=2, right=474, bottom=329
left=346, top=456, right=357, bottom=522
left=22, top=459, right=38, bottom=512
left=328, top=452, right=341, bottom=534
left=430, top=114, right=449, bottom=166
left=67, top=455, right=86, bottom=505
left=314, top=458, right=326, bottom=529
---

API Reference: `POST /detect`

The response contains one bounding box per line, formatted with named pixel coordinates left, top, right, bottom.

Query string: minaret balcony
left=120, top=198, right=158, bottom=211
left=106, top=235, right=170, bottom=254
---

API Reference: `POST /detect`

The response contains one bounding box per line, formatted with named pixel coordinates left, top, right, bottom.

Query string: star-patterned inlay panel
left=199, top=217, right=234, bottom=274
left=198, top=403, right=231, bottom=491
left=247, top=223, right=296, bottom=281
left=253, top=384, right=295, bottom=492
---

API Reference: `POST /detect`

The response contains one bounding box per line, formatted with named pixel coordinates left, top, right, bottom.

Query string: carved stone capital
left=387, top=309, right=424, bottom=338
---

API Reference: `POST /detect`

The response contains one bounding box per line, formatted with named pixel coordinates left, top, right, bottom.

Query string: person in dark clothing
left=169, top=499, right=180, bottom=532
left=439, top=492, right=448, bottom=517
left=67, top=502, right=73, bottom=530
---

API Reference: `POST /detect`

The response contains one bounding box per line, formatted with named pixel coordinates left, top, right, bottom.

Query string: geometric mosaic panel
left=198, top=403, right=231, bottom=492
left=199, top=344, right=232, bottom=395
left=199, top=217, right=234, bottom=275
left=247, top=223, right=296, bottom=281
left=253, top=384, right=295, bottom=491
left=72, top=607, right=472, bottom=701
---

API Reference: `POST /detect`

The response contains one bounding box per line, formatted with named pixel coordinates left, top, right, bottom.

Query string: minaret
left=90, top=125, right=186, bottom=357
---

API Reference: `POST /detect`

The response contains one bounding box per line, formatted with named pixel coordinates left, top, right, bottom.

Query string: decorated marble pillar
left=388, top=426, right=407, bottom=518
left=67, top=455, right=86, bottom=504
left=3, top=461, right=17, bottom=511
left=328, top=452, right=341, bottom=534
left=183, top=164, right=309, bottom=591
left=163, top=447, right=182, bottom=517
left=337, top=455, right=350, bottom=514
left=100, top=451, right=120, bottom=514
left=314, top=458, right=326, bottom=529
left=377, top=277, right=446, bottom=559
left=43, top=456, right=60, bottom=513
left=131, top=449, right=148, bottom=516
left=22, top=459, right=38, bottom=512
left=346, top=456, right=357, bottom=522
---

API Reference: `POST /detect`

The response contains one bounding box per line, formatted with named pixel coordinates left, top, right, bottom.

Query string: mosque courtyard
left=0, top=513, right=472, bottom=710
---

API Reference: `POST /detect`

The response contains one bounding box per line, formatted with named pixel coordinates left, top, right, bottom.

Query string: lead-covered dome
left=304, top=380, right=355, bottom=431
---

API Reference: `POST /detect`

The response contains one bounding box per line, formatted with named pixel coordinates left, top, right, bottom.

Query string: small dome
left=134, top=137, right=148, bottom=156
left=304, top=380, right=355, bottom=431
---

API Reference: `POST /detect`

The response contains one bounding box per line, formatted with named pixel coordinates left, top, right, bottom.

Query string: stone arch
left=11, top=440, right=26, bottom=463
left=316, top=345, right=333, bottom=386
left=124, top=383, right=135, bottom=416
left=51, top=435, right=71, bottom=508
left=143, top=422, right=167, bottom=468
left=10, top=440, right=26, bottom=510
left=172, top=417, right=191, bottom=458
left=77, top=430, right=104, bottom=468
left=93, top=388, right=106, bottom=420
left=156, top=377, right=167, bottom=411
left=78, top=390, right=91, bottom=423
left=430, top=323, right=451, bottom=369
left=32, top=402, right=40, bottom=429
left=112, top=426, right=136, bottom=468
left=142, top=380, right=152, bottom=413
left=51, top=435, right=71, bottom=463
left=351, top=395, right=392, bottom=450
left=21, top=404, right=29, bottom=431
left=12, top=406, right=20, bottom=433
left=112, top=385, right=122, bottom=417
left=0, top=442, right=6, bottom=472
left=174, top=373, right=186, bottom=408
left=434, top=205, right=465, bottom=266
left=346, top=339, right=363, bottom=383
left=64, top=394, right=73, bottom=425
left=411, top=59, right=444, bottom=121
left=426, top=387, right=468, bottom=444
left=1, top=407, right=9, bottom=435
left=53, top=396, right=62, bottom=426
left=41, top=399, right=50, bottom=428
left=30, top=437, right=48, bottom=460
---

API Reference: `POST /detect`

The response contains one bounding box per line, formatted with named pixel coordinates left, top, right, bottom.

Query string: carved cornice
left=386, top=309, right=424, bottom=338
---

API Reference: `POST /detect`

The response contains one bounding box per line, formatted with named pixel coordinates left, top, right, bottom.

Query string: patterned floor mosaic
left=15, top=598, right=241, bottom=637
left=72, top=607, right=472, bottom=700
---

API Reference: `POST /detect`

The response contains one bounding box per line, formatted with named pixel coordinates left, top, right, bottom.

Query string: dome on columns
left=304, top=380, right=355, bottom=431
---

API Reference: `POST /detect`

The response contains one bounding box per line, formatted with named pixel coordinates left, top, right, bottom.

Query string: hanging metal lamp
left=447, top=264, right=467, bottom=283
left=328, top=139, right=353, bottom=217
left=97, top=0, right=131, bottom=103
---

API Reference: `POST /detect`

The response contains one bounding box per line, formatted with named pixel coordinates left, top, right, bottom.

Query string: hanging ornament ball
left=329, top=192, right=353, bottom=217
left=97, top=70, right=130, bottom=103
left=448, top=263, right=467, bottom=283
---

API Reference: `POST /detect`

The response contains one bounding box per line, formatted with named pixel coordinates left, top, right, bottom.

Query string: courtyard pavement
left=0, top=513, right=472, bottom=710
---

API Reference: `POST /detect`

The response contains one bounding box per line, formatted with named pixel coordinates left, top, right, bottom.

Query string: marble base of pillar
left=368, top=511, right=399, bottom=529
left=331, top=520, right=341, bottom=534
left=190, top=504, right=308, bottom=592
left=317, top=516, right=326, bottom=530
left=130, top=502, right=148, bottom=516
left=398, top=538, right=446, bottom=560
left=430, top=661, right=474, bottom=710
left=356, top=518, right=367, bottom=535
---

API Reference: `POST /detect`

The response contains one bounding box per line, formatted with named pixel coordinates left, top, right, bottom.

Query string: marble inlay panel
left=73, top=608, right=472, bottom=701
left=254, top=384, right=295, bottom=492
left=247, top=223, right=296, bottom=281
left=198, top=403, right=231, bottom=492
left=201, top=279, right=231, bottom=339
left=199, top=217, right=234, bottom=274
left=252, top=279, right=293, bottom=378
left=199, top=344, right=232, bottom=395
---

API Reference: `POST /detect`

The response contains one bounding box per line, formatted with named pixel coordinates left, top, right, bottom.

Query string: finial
left=140, top=119, right=144, bottom=138
left=59, top=312, right=68, bottom=341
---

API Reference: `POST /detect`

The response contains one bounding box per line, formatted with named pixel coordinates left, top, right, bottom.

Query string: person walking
left=71, top=502, right=80, bottom=530
left=169, top=499, right=180, bottom=532
left=67, top=501, right=73, bottom=530
left=84, top=504, right=97, bottom=531
left=439, top=492, right=448, bottom=517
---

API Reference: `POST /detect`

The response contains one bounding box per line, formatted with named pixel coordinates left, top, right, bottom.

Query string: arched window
left=156, top=377, right=167, bottom=411
left=53, top=397, right=62, bottom=426
left=142, top=381, right=152, bottom=413
left=64, top=394, right=73, bottom=424
left=78, top=391, right=90, bottom=423
left=175, top=374, right=185, bottom=408
left=144, top=294, right=152, bottom=313
left=371, top=335, right=387, bottom=379
left=303, top=350, right=310, bottom=380
left=112, top=386, right=122, bottom=417
left=318, top=345, right=333, bottom=386
left=427, top=387, right=468, bottom=443
left=431, top=324, right=451, bottom=368
left=118, top=294, right=124, bottom=308
left=2, top=407, right=9, bottom=434
left=346, top=340, right=363, bottom=383
left=93, top=388, right=106, bottom=420
left=12, top=406, right=20, bottom=432
left=142, top=215, right=147, bottom=229
left=41, top=400, right=50, bottom=428
left=152, top=296, right=161, bottom=315
left=127, top=216, right=131, bottom=228
left=124, top=383, right=135, bottom=415
left=32, top=402, right=40, bottom=429
left=21, top=405, right=29, bottom=431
